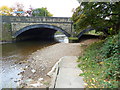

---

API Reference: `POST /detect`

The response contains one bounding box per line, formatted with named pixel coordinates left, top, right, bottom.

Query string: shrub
left=78, top=34, right=120, bottom=88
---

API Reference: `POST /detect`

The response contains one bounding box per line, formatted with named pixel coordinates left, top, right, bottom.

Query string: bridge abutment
left=2, top=22, right=13, bottom=42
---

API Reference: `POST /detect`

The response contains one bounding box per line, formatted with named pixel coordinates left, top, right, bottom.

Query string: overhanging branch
left=103, top=13, right=120, bottom=18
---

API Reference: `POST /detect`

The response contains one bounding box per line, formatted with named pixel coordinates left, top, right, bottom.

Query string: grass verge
left=78, top=34, right=120, bottom=88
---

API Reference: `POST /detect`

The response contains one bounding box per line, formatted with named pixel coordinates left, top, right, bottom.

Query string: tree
left=72, top=2, right=120, bottom=35
left=25, top=5, right=33, bottom=16
left=0, top=6, right=13, bottom=16
left=32, top=7, right=53, bottom=17
left=12, top=2, right=25, bottom=16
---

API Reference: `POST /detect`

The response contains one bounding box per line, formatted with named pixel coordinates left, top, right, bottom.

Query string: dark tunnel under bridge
left=13, top=24, right=71, bottom=41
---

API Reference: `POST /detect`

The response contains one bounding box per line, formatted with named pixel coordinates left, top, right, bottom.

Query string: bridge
left=0, top=16, right=97, bottom=42
left=1, top=16, right=73, bottom=41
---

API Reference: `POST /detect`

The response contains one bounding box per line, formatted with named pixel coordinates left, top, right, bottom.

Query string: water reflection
left=54, top=34, right=69, bottom=43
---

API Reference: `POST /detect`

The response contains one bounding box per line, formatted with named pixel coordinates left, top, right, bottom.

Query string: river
left=0, top=35, right=68, bottom=89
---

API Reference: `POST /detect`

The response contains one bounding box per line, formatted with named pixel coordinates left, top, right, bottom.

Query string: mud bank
left=19, top=39, right=99, bottom=88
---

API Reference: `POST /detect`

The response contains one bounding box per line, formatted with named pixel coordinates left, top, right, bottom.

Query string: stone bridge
left=1, top=16, right=73, bottom=41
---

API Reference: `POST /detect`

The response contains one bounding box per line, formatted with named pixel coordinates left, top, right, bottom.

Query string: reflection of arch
left=13, top=24, right=71, bottom=37
left=77, top=28, right=95, bottom=39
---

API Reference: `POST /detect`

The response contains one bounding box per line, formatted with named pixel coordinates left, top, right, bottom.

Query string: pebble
left=25, top=65, right=28, bottom=68
left=31, top=69, right=36, bottom=73
left=38, top=78, right=43, bottom=81
left=36, top=56, right=39, bottom=58
left=14, top=80, right=18, bottom=82
left=10, top=78, right=13, bottom=79
left=25, top=79, right=33, bottom=82
left=29, top=82, right=43, bottom=87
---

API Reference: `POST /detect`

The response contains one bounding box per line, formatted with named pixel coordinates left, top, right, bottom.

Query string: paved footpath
left=49, top=56, right=85, bottom=88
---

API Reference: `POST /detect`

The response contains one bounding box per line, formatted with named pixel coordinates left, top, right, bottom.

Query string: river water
left=0, top=35, right=68, bottom=89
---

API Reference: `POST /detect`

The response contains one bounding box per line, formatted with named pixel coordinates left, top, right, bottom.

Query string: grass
left=78, top=34, right=120, bottom=88
left=55, top=31, right=63, bottom=35
left=68, top=37, right=79, bottom=40
left=85, top=30, right=104, bottom=35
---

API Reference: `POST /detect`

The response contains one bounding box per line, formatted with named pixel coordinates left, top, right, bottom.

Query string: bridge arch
left=13, top=24, right=71, bottom=41
left=77, top=28, right=95, bottom=39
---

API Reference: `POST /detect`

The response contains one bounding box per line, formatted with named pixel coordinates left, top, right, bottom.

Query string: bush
left=78, top=34, right=120, bottom=88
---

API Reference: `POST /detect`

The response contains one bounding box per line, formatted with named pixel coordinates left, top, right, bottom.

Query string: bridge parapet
left=2, top=16, right=72, bottom=23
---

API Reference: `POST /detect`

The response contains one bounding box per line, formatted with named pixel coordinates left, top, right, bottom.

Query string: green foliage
left=78, top=33, right=120, bottom=88
left=4, top=23, right=11, bottom=29
left=32, top=7, right=53, bottom=17
left=68, top=37, right=78, bottom=40
left=55, top=31, right=63, bottom=35
left=72, top=2, right=120, bottom=35
left=85, top=30, right=103, bottom=35
left=68, top=37, right=79, bottom=43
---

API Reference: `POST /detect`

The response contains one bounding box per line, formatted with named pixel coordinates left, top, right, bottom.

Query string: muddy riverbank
left=19, top=43, right=82, bottom=88
left=19, top=39, right=99, bottom=88
left=1, top=41, right=56, bottom=89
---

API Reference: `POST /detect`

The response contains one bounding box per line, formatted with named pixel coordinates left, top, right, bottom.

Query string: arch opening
left=77, top=29, right=101, bottom=42
left=14, top=24, right=71, bottom=41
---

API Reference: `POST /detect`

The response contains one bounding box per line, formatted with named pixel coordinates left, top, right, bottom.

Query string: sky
left=0, top=0, right=80, bottom=17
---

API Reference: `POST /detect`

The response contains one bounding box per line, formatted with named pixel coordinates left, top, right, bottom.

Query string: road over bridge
left=1, top=16, right=72, bottom=41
